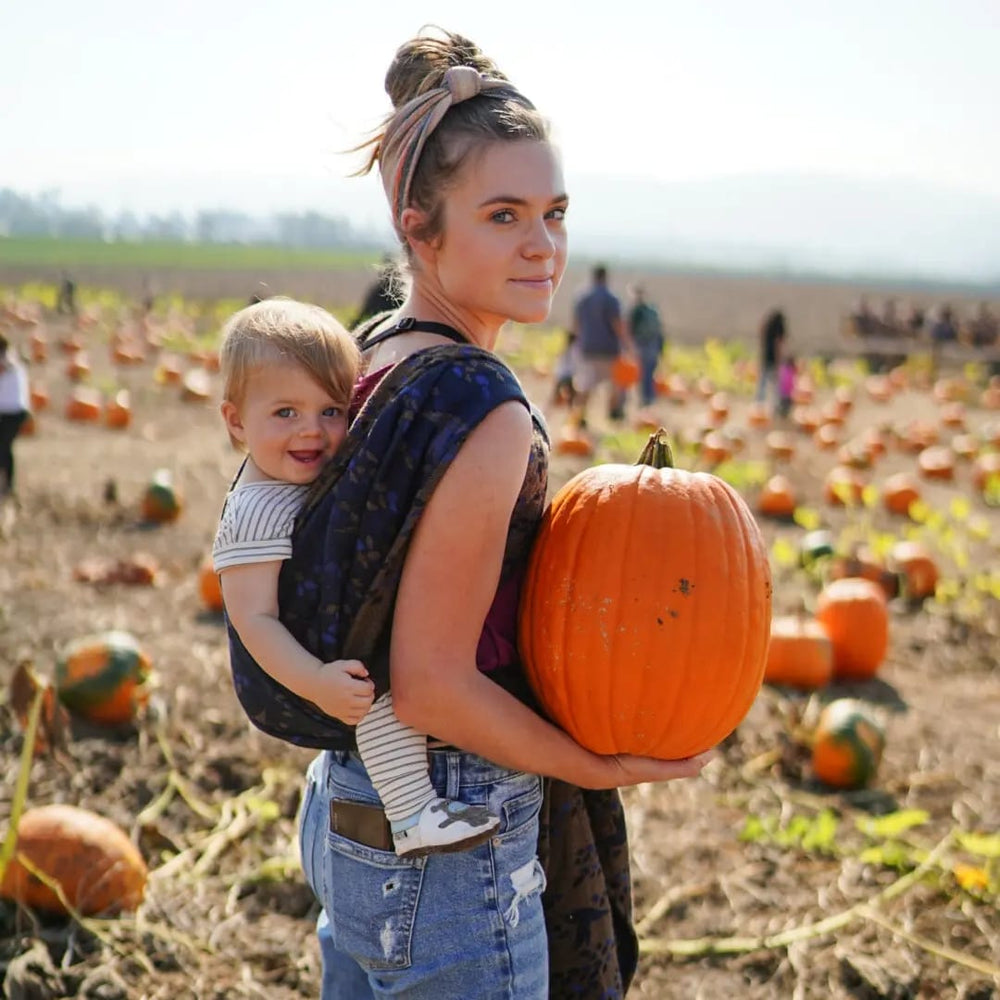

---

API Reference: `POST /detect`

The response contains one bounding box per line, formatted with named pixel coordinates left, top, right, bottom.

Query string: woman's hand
left=591, top=750, right=715, bottom=789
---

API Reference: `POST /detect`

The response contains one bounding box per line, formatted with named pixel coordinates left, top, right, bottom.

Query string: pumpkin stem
left=636, top=429, right=675, bottom=469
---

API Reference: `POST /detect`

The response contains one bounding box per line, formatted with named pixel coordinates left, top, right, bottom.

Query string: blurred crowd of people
left=848, top=296, right=998, bottom=347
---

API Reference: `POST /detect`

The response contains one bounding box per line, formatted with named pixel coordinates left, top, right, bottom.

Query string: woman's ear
left=399, top=207, right=438, bottom=267
left=220, top=400, right=247, bottom=446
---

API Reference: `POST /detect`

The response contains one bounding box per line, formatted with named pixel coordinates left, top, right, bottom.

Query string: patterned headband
left=378, top=65, right=529, bottom=235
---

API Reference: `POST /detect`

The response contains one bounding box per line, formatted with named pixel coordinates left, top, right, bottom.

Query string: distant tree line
left=0, top=188, right=384, bottom=249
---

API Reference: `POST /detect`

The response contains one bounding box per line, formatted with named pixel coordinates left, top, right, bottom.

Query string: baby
left=213, top=298, right=499, bottom=856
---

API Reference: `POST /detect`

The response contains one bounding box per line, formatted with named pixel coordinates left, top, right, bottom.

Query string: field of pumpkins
left=1, top=281, right=999, bottom=999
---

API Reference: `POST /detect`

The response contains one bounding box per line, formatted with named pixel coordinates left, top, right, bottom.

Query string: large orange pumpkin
left=56, top=630, right=152, bottom=725
left=518, top=430, right=772, bottom=760
left=105, top=389, right=132, bottom=430
left=0, top=804, right=147, bottom=915
left=764, top=616, right=833, bottom=689
left=811, top=698, right=885, bottom=789
left=815, top=578, right=889, bottom=680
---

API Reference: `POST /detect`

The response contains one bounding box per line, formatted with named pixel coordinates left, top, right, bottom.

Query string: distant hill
left=5, top=169, right=999, bottom=287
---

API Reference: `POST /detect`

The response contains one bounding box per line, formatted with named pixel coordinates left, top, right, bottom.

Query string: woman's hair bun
left=384, top=27, right=508, bottom=108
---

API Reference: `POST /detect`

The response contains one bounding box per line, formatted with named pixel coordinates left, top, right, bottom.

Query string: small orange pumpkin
left=199, top=556, right=224, bottom=613
left=554, top=424, right=595, bottom=457
left=823, top=465, right=866, bottom=506
left=757, top=474, right=797, bottom=519
left=519, top=431, right=772, bottom=760
left=141, top=468, right=183, bottom=523
left=815, top=578, right=889, bottom=680
left=881, top=472, right=921, bottom=516
left=972, top=452, right=1000, bottom=492
left=0, top=804, right=147, bottom=915
left=764, top=616, right=833, bottom=689
left=611, top=356, right=640, bottom=389
left=916, top=445, right=955, bottom=481
left=65, top=386, right=103, bottom=423
left=105, top=389, right=132, bottom=430
left=765, top=430, right=796, bottom=461
left=29, top=383, right=49, bottom=412
left=888, top=540, right=939, bottom=601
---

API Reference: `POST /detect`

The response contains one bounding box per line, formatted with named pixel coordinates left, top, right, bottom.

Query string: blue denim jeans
left=299, top=748, right=548, bottom=999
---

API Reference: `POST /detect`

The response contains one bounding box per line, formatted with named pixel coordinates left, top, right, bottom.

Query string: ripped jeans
left=299, top=748, right=548, bottom=999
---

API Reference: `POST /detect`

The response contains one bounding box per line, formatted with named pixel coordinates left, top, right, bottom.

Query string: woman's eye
left=547, top=206, right=567, bottom=222
left=491, top=209, right=515, bottom=223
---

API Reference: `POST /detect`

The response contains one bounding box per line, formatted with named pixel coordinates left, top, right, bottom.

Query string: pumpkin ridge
left=701, top=477, right=746, bottom=751
left=615, top=467, right=647, bottom=753
left=560, top=480, right=598, bottom=746
left=688, top=474, right=741, bottom=756
left=715, top=481, right=769, bottom=742
left=653, top=473, right=698, bottom=755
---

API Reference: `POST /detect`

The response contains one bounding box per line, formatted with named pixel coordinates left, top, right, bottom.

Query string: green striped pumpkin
left=56, top=631, right=151, bottom=725
left=811, top=699, right=885, bottom=789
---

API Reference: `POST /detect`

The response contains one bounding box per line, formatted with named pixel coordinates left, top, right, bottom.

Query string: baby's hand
left=314, top=659, right=375, bottom=725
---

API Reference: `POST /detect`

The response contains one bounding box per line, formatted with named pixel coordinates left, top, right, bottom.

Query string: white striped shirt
left=212, top=481, right=309, bottom=572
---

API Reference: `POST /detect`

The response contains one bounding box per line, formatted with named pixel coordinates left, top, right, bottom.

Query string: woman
left=0, top=333, right=30, bottom=498
left=227, top=28, right=710, bottom=999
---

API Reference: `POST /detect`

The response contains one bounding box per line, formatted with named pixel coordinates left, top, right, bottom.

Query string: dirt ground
left=1, top=275, right=998, bottom=999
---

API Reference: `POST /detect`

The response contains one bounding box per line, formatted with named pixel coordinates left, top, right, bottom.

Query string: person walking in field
left=213, top=298, right=500, bottom=858
left=224, top=27, right=709, bottom=999
left=755, top=307, right=787, bottom=413
left=571, top=264, right=637, bottom=425
left=626, top=283, right=665, bottom=407
left=0, top=333, right=31, bottom=499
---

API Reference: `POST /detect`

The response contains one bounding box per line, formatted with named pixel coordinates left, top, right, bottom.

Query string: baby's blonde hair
left=220, top=298, right=360, bottom=410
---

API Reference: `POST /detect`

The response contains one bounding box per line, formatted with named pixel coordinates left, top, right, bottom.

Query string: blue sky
left=3, top=0, right=1000, bottom=276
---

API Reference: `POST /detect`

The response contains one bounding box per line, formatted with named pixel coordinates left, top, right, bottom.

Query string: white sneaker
left=393, top=798, right=500, bottom=857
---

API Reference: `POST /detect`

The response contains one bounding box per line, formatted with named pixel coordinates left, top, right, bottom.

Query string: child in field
left=213, top=298, right=499, bottom=856
left=777, top=353, right=797, bottom=418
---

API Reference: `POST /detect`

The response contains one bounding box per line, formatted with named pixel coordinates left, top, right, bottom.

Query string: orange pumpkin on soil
left=65, top=386, right=103, bottom=423
left=105, top=389, right=132, bottom=430
left=554, top=424, right=595, bottom=458
left=29, top=384, right=49, bottom=412
left=815, top=578, right=889, bottom=680
left=764, top=616, right=833, bottom=689
left=811, top=699, right=885, bottom=789
left=0, top=804, right=147, bottom=915
left=950, top=434, right=979, bottom=461
left=814, top=423, right=840, bottom=450
left=66, top=351, right=91, bottom=382
left=888, top=541, right=939, bottom=601
left=199, top=556, right=225, bottom=613
left=916, top=445, right=955, bottom=481
left=519, top=431, right=772, bottom=760
left=747, top=402, right=770, bottom=429
left=881, top=472, right=921, bottom=516
left=708, top=392, right=730, bottom=424
left=757, top=474, right=797, bottom=519
left=972, top=452, right=1000, bottom=492
left=141, top=468, right=183, bottom=523
left=823, top=465, right=866, bottom=506
left=765, top=430, right=796, bottom=461
left=700, top=430, right=731, bottom=465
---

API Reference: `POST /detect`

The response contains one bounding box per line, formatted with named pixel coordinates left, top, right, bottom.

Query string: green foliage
left=0, top=236, right=379, bottom=271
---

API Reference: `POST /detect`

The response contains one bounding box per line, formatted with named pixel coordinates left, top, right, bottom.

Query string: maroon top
left=352, top=363, right=523, bottom=676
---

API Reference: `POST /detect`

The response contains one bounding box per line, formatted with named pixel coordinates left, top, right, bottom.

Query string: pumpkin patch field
left=1, top=275, right=999, bottom=999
